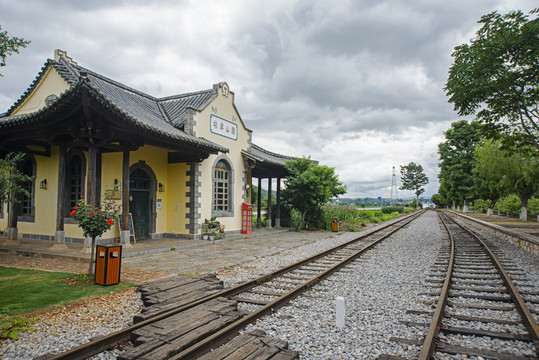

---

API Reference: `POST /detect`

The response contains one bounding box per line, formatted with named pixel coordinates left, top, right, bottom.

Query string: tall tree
left=473, top=139, right=511, bottom=216
left=282, top=157, right=346, bottom=231
left=399, top=162, right=428, bottom=209
left=0, top=25, right=30, bottom=75
left=438, top=120, right=483, bottom=212
left=503, top=145, right=539, bottom=221
left=445, top=9, right=539, bottom=150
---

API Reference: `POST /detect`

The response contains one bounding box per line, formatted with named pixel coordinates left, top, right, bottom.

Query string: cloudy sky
left=1, top=0, right=536, bottom=199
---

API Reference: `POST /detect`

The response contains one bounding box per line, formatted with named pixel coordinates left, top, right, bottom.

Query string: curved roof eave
left=0, top=81, right=228, bottom=154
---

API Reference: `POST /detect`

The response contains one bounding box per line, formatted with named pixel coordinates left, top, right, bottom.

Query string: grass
left=0, top=266, right=134, bottom=339
left=322, top=205, right=415, bottom=231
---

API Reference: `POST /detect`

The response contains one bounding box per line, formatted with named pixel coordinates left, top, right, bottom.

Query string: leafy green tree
left=399, top=162, right=428, bottom=209
left=445, top=9, right=539, bottom=150
left=0, top=25, right=30, bottom=75
left=473, top=139, right=511, bottom=216
left=438, top=120, right=483, bottom=212
left=431, top=193, right=444, bottom=208
left=0, top=153, right=33, bottom=241
left=503, top=145, right=539, bottom=221
left=282, top=157, right=346, bottom=231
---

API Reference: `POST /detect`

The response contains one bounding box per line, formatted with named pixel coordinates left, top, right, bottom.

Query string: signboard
left=210, top=114, right=237, bottom=140
left=378, top=197, right=382, bottom=201
left=118, top=213, right=135, bottom=243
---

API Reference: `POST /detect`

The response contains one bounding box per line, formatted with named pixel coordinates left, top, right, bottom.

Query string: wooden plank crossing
left=120, top=274, right=299, bottom=359
left=135, top=274, right=224, bottom=323
left=197, top=329, right=299, bottom=360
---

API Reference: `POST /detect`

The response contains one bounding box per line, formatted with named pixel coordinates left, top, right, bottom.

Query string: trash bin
left=95, top=244, right=122, bottom=286
left=331, top=218, right=339, bottom=232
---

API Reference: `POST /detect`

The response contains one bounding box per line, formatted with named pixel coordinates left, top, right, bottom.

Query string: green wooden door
left=129, top=169, right=150, bottom=240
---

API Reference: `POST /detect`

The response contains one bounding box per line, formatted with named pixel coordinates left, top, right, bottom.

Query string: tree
left=71, top=196, right=118, bottom=275
left=0, top=25, right=30, bottom=75
left=399, top=162, right=428, bottom=209
left=0, top=153, right=33, bottom=242
left=281, top=157, right=346, bottom=231
left=445, top=9, right=539, bottom=150
left=503, top=145, right=539, bottom=221
left=431, top=193, right=444, bottom=208
left=473, top=139, right=510, bottom=216
left=438, top=120, right=483, bottom=212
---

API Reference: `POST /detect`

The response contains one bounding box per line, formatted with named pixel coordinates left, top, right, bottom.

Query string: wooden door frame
left=129, top=161, right=157, bottom=238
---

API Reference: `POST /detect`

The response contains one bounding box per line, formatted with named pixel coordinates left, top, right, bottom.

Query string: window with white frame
left=213, top=160, right=230, bottom=212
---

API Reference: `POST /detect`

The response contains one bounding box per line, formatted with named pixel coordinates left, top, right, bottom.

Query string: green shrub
left=381, top=206, right=404, bottom=214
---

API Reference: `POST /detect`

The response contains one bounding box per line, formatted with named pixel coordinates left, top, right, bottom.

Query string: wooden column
left=122, top=151, right=130, bottom=231
left=56, top=145, right=66, bottom=231
left=256, top=177, right=262, bottom=228
left=52, top=145, right=67, bottom=250
left=6, top=187, right=19, bottom=243
left=120, top=150, right=132, bottom=248
left=266, top=177, right=272, bottom=229
left=5, top=160, right=19, bottom=243
left=87, top=142, right=97, bottom=207
left=275, top=177, right=281, bottom=228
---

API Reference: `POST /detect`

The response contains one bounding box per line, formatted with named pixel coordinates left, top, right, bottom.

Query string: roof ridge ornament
left=218, top=82, right=229, bottom=97
left=54, top=49, right=77, bottom=66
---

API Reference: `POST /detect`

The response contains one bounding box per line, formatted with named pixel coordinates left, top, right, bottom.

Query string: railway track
left=418, top=210, right=539, bottom=359
left=46, top=210, right=424, bottom=360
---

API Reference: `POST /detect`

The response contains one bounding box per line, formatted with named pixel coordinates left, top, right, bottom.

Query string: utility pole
left=390, top=166, right=398, bottom=206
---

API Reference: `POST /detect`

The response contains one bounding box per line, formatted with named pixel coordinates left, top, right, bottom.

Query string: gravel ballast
left=235, top=210, right=445, bottom=359
left=2, top=210, right=538, bottom=359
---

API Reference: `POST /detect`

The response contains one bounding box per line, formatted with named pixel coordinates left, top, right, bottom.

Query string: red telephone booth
left=242, top=202, right=253, bottom=234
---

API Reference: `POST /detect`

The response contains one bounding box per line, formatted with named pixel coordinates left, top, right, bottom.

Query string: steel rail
left=447, top=212, right=539, bottom=354
left=419, top=210, right=539, bottom=359
left=47, top=210, right=423, bottom=360
left=418, top=210, right=455, bottom=360
left=168, top=210, right=426, bottom=360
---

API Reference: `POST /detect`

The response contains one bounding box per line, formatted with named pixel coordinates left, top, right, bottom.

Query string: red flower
left=73, top=206, right=77, bottom=210
left=107, top=219, right=113, bottom=225
left=70, top=210, right=76, bottom=216
left=80, top=195, right=84, bottom=198
left=89, top=212, right=94, bottom=216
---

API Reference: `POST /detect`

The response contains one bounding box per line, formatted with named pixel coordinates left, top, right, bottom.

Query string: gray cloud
left=1, top=0, right=536, bottom=198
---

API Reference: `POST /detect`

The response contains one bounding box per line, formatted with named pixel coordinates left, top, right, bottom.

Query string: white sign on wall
left=210, top=114, right=237, bottom=140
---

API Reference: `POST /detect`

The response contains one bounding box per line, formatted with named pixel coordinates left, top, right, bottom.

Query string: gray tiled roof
left=159, top=90, right=215, bottom=128
left=1, top=55, right=227, bottom=152
left=244, top=143, right=296, bottom=166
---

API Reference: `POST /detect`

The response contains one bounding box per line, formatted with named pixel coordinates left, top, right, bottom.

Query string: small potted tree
left=71, top=196, right=119, bottom=275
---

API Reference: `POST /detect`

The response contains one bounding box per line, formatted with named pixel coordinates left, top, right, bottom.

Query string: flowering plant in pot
left=71, top=195, right=119, bottom=275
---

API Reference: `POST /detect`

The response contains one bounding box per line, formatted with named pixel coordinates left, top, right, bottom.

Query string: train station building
left=0, top=50, right=294, bottom=248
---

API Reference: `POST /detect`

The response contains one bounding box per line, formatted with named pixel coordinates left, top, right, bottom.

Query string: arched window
left=19, top=156, right=36, bottom=220
left=212, top=158, right=234, bottom=217
left=65, top=151, right=86, bottom=216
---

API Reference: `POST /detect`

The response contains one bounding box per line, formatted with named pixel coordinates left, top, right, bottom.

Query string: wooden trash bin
left=95, top=244, right=122, bottom=286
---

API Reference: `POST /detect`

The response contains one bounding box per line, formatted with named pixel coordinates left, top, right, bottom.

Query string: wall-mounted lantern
left=40, top=179, right=47, bottom=190
left=158, top=182, right=164, bottom=192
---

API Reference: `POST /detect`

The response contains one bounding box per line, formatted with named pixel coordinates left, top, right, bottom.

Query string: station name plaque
left=210, top=114, right=237, bottom=140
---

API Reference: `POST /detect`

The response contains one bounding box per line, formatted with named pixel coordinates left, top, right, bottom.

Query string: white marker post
left=336, top=296, right=345, bottom=329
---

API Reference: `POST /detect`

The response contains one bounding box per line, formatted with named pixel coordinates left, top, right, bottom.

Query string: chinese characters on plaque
left=210, top=114, right=237, bottom=140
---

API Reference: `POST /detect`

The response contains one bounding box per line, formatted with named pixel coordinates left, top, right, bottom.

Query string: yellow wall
left=166, top=162, right=190, bottom=235
left=195, top=84, right=251, bottom=232
left=11, top=67, right=70, bottom=116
